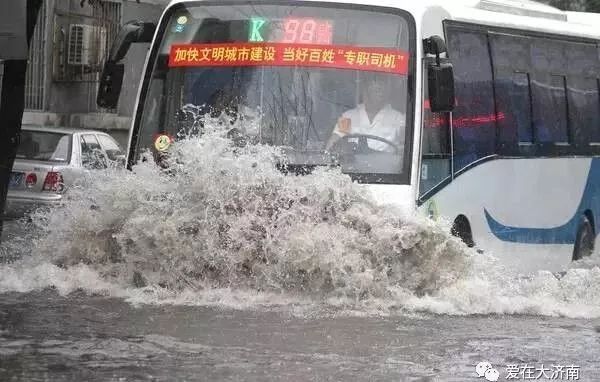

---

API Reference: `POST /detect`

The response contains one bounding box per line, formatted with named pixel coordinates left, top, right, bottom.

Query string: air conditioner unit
left=67, top=24, right=107, bottom=67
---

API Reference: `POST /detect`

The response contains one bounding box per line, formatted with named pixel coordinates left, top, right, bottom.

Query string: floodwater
left=0, top=290, right=599, bottom=382
left=1, top=127, right=600, bottom=381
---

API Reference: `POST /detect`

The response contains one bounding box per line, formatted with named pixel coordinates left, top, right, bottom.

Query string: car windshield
left=135, top=3, right=414, bottom=184
left=16, top=130, right=71, bottom=163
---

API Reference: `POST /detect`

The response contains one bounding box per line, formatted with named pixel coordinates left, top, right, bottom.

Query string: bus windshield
left=135, top=2, right=414, bottom=184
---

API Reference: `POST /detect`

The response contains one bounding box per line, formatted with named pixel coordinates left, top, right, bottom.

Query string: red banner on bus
left=168, top=43, right=408, bottom=75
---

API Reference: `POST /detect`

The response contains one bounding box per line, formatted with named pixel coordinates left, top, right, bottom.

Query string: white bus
left=98, top=0, right=600, bottom=273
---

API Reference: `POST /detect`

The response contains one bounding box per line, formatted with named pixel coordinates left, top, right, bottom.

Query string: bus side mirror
left=428, top=63, right=455, bottom=113
left=423, top=35, right=447, bottom=56
left=424, top=35, right=455, bottom=113
left=97, top=20, right=156, bottom=109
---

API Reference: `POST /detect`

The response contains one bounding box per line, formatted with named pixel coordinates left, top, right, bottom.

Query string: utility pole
left=0, top=0, right=43, bottom=240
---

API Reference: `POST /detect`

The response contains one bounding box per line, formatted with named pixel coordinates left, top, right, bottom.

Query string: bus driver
left=325, top=72, right=406, bottom=153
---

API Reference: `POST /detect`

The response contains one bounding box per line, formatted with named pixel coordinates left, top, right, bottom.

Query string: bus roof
left=164, top=0, right=600, bottom=40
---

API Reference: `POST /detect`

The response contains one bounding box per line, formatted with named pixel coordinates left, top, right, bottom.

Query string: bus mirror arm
left=423, top=35, right=447, bottom=66
left=97, top=21, right=156, bottom=109
left=109, top=21, right=156, bottom=63
left=424, top=35, right=455, bottom=113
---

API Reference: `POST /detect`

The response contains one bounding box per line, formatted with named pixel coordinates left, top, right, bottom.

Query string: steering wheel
left=329, top=133, right=400, bottom=154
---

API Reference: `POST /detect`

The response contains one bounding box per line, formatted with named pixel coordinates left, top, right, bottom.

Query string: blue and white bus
left=98, top=0, right=600, bottom=273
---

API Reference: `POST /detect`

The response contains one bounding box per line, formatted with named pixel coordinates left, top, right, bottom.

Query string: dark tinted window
left=489, top=34, right=533, bottom=149
left=568, top=77, right=600, bottom=144
left=529, top=39, right=569, bottom=144
left=532, top=74, right=569, bottom=143
left=513, top=73, right=534, bottom=143
left=564, top=41, right=600, bottom=146
left=446, top=28, right=496, bottom=171
left=450, top=25, right=600, bottom=159
left=566, top=42, right=597, bottom=78
left=495, top=71, right=534, bottom=147
left=490, top=35, right=600, bottom=151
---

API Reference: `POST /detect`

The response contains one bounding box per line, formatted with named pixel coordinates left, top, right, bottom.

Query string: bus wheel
left=573, top=215, right=594, bottom=261
left=451, top=215, right=474, bottom=248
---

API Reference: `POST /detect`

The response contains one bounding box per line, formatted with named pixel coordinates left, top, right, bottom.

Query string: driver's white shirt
left=332, top=104, right=405, bottom=152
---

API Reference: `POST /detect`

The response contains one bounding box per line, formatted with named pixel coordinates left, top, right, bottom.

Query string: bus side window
left=569, top=76, right=600, bottom=144
left=565, top=43, right=600, bottom=145
left=419, top=65, right=451, bottom=198
left=489, top=34, right=533, bottom=152
left=446, top=28, right=496, bottom=171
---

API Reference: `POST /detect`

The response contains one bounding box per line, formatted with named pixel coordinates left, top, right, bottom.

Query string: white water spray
left=1, top=119, right=599, bottom=318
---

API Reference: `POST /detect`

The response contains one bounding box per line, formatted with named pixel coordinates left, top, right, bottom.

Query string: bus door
left=418, top=56, right=452, bottom=201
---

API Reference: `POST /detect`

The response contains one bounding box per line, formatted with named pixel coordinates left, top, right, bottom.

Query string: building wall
left=21, top=0, right=168, bottom=148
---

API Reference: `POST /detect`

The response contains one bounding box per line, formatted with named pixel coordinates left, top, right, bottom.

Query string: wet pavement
left=2, top=133, right=600, bottom=381
left=0, top=290, right=599, bottom=382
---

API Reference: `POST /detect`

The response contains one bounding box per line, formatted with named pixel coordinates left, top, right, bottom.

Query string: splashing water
left=1, top=120, right=600, bottom=318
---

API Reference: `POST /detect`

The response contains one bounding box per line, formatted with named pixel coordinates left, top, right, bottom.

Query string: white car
left=3, top=125, right=125, bottom=218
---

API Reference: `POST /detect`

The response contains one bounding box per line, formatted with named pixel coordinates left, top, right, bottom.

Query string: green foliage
left=540, top=0, right=600, bottom=11
left=586, top=0, right=600, bottom=12
left=540, top=0, right=586, bottom=11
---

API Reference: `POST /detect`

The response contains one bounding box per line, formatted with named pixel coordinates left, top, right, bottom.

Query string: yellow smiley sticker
left=154, top=134, right=173, bottom=152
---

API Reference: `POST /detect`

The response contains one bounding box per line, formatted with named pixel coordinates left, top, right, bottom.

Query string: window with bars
left=52, top=1, right=121, bottom=83
left=24, top=1, right=47, bottom=110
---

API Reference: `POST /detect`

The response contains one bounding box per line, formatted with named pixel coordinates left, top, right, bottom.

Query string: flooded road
left=1, top=290, right=599, bottom=382
left=1, top=133, right=600, bottom=381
